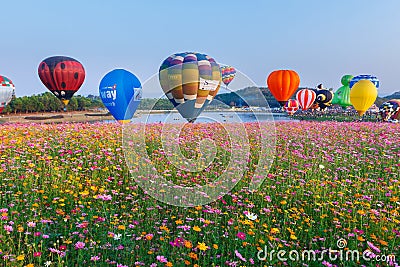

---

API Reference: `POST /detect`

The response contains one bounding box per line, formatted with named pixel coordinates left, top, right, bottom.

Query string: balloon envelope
left=341, top=75, right=354, bottom=86
left=349, top=75, right=379, bottom=89
left=284, top=99, right=299, bottom=115
left=379, top=99, right=400, bottom=122
left=38, top=56, right=85, bottom=106
left=332, top=85, right=352, bottom=108
left=267, top=70, right=300, bottom=106
left=311, top=88, right=334, bottom=110
left=296, top=89, right=316, bottom=110
left=0, top=75, right=15, bottom=113
left=159, top=52, right=221, bottom=122
left=350, top=80, right=378, bottom=116
left=220, top=66, right=236, bottom=86
left=99, top=69, right=142, bottom=123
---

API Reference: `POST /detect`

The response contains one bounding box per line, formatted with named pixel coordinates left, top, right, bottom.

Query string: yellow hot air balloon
left=350, top=80, right=378, bottom=116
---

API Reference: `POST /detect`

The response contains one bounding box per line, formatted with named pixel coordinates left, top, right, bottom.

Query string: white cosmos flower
left=245, top=212, right=258, bottom=221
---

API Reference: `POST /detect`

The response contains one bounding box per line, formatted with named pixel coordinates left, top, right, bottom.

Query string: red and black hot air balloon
left=38, top=56, right=85, bottom=106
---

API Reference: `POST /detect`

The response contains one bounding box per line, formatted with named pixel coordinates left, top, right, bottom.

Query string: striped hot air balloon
left=221, top=66, right=236, bottom=86
left=349, top=75, right=379, bottom=89
left=159, top=52, right=221, bottom=122
left=296, top=88, right=316, bottom=110
left=284, top=99, right=299, bottom=115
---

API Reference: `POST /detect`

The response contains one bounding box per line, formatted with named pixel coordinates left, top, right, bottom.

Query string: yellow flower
left=192, top=225, right=201, bottom=232
left=280, top=200, right=287, bottom=205
left=25, top=264, right=34, bottom=267
left=117, top=225, right=126, bottom=230
left=290, top=234, right=297, bottom=240
left=357, top=210, right=366, bottom=215
left=17, top=254, right=25, bottom=261
left=270, top=228, right=280, bottom=234
left=175, top=219, right=183, bottom=225
left=197, top=242, right=209, bottom=251
left=160, top=225, right=169, bottom=232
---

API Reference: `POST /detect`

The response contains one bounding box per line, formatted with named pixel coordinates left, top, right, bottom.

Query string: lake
left=122, top=111, right=294, bottom=124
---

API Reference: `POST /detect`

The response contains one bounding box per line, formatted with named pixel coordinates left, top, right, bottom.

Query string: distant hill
left=384, top=91, right=400, bottom=99
left=213, top=86, right=282, bottom=108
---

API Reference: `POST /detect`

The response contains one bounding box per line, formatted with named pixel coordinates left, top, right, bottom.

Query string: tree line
left=3, top=93, right=104, bottom=114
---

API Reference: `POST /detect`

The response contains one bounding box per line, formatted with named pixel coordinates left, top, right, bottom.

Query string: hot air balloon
left=284, top=99, right=299, bottom=115
left=159, top=52, right=221, bottom=122
left=296, top=88, right=316, bottom=110
left=0, top=75, right=15, bottom=113
left=267, top=70, right=300, bottom=106
left=332, top=75, right=353, bottom=108
left=38, top=56, right=85, bottom=106
left=350, top=80, right=378, bottom=116
left=349, top=74, right=379, bottom=89
left=99, top=69, right=142, bottom=124
left=379, top=99, right=400, bottom=122
left=220, top=66, right=236, bottom=87
left=311, top=85, right=334, bottom=111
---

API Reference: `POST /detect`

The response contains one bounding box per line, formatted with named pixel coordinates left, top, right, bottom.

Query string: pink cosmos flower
left=237, top=232, right=246, bottom=240
left=75, top=241, right=85, bottom=249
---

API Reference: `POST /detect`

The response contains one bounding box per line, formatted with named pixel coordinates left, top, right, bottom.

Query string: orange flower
left=378, top=239, right=388, bottom=246
left=189, top=252, right=198, bottom=260
left=184, top=240, right=193, bottom=249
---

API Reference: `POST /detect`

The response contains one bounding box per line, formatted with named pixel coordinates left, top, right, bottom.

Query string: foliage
left=2, top=93, right=104, bottom=114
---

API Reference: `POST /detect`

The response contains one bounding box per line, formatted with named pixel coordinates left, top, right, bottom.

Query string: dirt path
left=0, top=111, right=114, bottom=124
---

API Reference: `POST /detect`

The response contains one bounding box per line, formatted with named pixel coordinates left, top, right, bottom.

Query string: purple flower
left=235, top=250, right=246, bottom=262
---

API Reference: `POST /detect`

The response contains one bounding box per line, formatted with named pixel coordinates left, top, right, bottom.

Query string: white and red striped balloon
left=296, top=88, right=316, bottom=110
left=284, top=99, right=299, bottom=115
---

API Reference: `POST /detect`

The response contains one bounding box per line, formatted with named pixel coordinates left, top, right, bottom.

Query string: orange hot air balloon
left=267, top=70, right=300, bottom=106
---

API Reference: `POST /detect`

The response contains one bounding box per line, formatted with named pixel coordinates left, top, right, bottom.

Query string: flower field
left=0, top=121, right=399, bottom=267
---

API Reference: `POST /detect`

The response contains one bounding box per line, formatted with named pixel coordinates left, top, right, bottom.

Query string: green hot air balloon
left=332, top=75, right=353, bottom=108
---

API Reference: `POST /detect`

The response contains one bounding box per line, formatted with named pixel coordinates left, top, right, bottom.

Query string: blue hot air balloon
left=99, top=69, right=142, bottom=123
left=349, top=74, right=379, bottom=89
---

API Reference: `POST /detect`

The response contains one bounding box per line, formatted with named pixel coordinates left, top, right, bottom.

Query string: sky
left=2, top=0, right=400, bottom=98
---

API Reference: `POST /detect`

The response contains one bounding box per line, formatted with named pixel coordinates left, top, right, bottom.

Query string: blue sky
left=2, top=0, right=400, bottom=98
